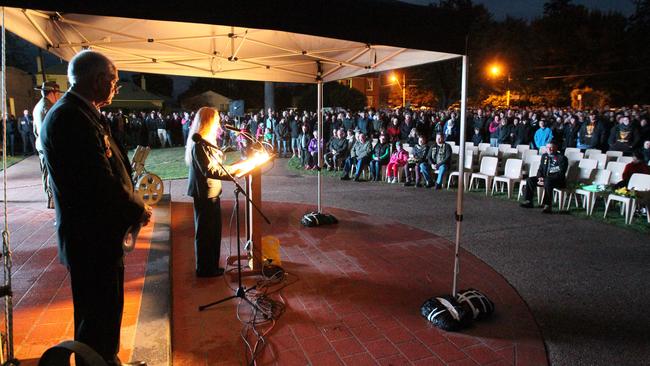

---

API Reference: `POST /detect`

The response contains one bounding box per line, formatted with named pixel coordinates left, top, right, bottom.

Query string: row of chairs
left=442, top=151, right=650, bottom=224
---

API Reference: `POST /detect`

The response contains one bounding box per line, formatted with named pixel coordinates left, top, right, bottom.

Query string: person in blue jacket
left=534, top=119, right=553, bottom=149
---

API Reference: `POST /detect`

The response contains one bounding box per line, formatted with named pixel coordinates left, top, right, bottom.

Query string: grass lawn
left=0, top=155, right=27, bottom=171
left=128, top=147, right=241, bottom=180
left=286, top=157, right=650, bottom=233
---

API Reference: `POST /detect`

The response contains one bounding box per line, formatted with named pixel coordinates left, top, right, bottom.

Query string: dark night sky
left=400, top=0, right=635, bottom=20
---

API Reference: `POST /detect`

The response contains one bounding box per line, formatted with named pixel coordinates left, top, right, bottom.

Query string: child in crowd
left=472, top=127, right=483, bottom=146
left=386, top=141, right=409, bottom=183
left=256, top=123, right=265, bottom=141
left=263, top=127, right=273, bottom=146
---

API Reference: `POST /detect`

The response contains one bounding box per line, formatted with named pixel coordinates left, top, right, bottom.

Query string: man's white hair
left=67, top=50, right=114, bottom=86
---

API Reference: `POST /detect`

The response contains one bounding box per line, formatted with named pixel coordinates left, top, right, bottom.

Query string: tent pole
left=452, top=55, right=468, bottom=297
left=317, top=80, right=323, bottom=213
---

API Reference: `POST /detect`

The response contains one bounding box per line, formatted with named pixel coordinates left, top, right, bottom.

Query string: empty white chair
left=480, top=146, right=499, bottom=160
left=492, top=158, right=523, bottom=198
left=590, top=153, right=608, bottom=169
left=584, top=149, right=602, bottom=158
left=469, top=156, right=499, bottom=195
left=523, top=149, right=539, bottom=159
left=617, top=156, right=634, bottom=164
left=604, top=173, right=650, bottom=224
left=446, top=141, right=456, bottom=146
left=572, top=169, right=611, bottom=215
left=605, top=150, right=623, bottom=159
left=451, top=145, right=460, bottom=154
left=478, top=142, right=491, bottom=152
left=517, top=159, right=542, bottom=202
left=564, top=147, right=581, bottom=155
left=498, top=143, right=511, bottom=152
left=552, top=163, right=580, bottom=210
left=447, top=151, right=474, bottom=190
left=577, top=159, right=598, bottom=182
left=565, top=151, right=584, bottom=162
left=522, top=154, right=542, bottom=175
left=516, top=144, right=531, bottom=154
left=606, top=161, right=627, bottom=185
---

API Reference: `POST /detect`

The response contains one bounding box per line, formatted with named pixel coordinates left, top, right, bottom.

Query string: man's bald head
left=68, top=50, right=115, bottom=87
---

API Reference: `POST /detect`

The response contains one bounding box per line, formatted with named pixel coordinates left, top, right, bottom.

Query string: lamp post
left=391, top=73, right=406, bottom=107
left=487, top=63, right=511, bottom=108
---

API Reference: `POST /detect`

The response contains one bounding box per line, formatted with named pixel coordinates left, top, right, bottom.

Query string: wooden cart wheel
left=136, top=173, right=164, bottom=205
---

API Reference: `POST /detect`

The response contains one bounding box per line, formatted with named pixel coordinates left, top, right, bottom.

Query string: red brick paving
left=5, top=205, right=155, bottom=365
left=171, top=201, right=548, bottom=365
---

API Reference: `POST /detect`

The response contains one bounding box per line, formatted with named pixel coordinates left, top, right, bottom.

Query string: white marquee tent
left=0, top=3, right=471, bottom=359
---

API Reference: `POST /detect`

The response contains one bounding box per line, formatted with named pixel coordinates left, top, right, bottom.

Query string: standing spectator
left=356, top=111, right=371, bottom=136
left=342, top=112, right=356, bottom=131
left=496, top=117, right=512, bottom=145
left=4, top=114, right=17, bottom=156
left=386, top=141, right=409, bottom=183
left=400, top=114, right=414, bottom=141
left=182, top=111, right=192, bottom=145
left=638, top=118, right=649, bottom=146
left=265, top=108, right=277, bottom=148
left=443, top=115, right=459, bottom=144
left=340, top=132, right=372, bottom=182
left=473, top=109, right=487, bottom=140
left=289, top=115, right=301, bottom=159
left=369, top=133, right=390, bottom=181
left=19, top=109, right=36, bottom=155
left=298, top=124, right=311, bottom=169
left=641, top=140, right=650, bottom=164
left=387, top=117, right=401, bottom=143
left=608, top=116, right=638, bottom=154
left=577, top=112, right=605, bottom=150
left=274, top=117, right=289, bottom=157
left=534, top=119, right=553, bottom=149
left=145, top=111, right=158, bottom=147
left=41, top=50, right=151, bottom=366
left=520, top=141, right=568, bottom=213
left=33, top=81, right=61, bottom=209
left=513, top=117, right=532, bottom=147
left=163, top=113, right=174, bottom=147
left=488, top=116, right=500, bottom=147
left=562, top=116, right=580, bottom=150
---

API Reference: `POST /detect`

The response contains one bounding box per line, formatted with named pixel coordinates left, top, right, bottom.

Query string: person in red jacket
left=617, top=150, right=650, bottom=188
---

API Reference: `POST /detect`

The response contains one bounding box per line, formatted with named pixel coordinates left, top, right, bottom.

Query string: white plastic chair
left=522, top=154, right=542, bottom=176
left=604, top=173, right=650, bottom=224
left=492, top=158, right=523, bottom=198
left=498, top=144, right=511, bottom=153
left=469, top=156, right=499, bottom=195
left=446, top=141, right=456, bottom=146
left=565, top=151, right=584, bottom=163
left=447, top=151, right=474, bottom=190
left=606, top=161, right=627, bottom=185
left=590, top=153, right=608, bottom=169
left=564, top=147, right=581, bottom=155
left=478, top=143, right=491, bottom=152
left=577, top=159, right=598, bottom=182
left=605, top=150, right=623, bottom=159
left=516, top=144, right=531, bottom=155
left=572, top=169, right=611, bottom=215
left=616, top=156, right=634, bottom=164
left=584, top=149, right=602, bottom=159
left=479, top=146, right=499, bottom=161
left=517, top=160, right=541, bottom=202
left=451, top=145, right=460, bottom=154
left=552, top=163, right=580, bottom=210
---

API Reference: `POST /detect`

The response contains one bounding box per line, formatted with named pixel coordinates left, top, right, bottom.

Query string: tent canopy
left=2, top=7, right=460, bottom=84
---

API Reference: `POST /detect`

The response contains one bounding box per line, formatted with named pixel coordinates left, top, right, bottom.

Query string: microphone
left=191, top=133, right=220, bottom=150
left=222, top=124, right=243, bottom=133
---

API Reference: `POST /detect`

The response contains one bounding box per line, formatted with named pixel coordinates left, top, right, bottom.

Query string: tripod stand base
left=198, top=285, right=266, bottom=318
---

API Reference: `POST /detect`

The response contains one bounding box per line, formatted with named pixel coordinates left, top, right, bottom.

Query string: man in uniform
left=520, top=140, right=568, bottom=213
left=41, top=50, right=151, bottom=366
left=33, top=81, right=61, bottom=209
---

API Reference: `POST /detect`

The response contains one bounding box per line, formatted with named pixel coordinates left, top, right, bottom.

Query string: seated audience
left=341, top=132, right=372, bottom=182
left=428, top=133, right=452, bottom=190
left=386, top=141, right=409, bottom=183
left=520, top=140, right=568, bottom=213
left=369, top=134, right=390, bottom=182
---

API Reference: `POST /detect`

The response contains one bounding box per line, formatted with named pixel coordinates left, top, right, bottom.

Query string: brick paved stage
left=171, top=201, right=547, bottom=366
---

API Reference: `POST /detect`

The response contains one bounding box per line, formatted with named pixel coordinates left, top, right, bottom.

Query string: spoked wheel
left=136, top=173, right=164, bottom=205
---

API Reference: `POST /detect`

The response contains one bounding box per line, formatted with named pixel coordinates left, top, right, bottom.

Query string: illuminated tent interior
left=0, top=0, right=471, bottom=300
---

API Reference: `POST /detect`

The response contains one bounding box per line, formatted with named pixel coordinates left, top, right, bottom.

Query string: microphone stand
left=197, top=138, right=272, bottom=314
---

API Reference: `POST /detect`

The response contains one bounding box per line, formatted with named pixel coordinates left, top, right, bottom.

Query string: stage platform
left=171, top=200, right=547, bottom=366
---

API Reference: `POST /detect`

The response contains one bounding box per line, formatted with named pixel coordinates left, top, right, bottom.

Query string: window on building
left=339, top=79, right=352, bottom=88
left=366, top=78, right=374, bottom=91
left=366, top=96, right=374, bottom=107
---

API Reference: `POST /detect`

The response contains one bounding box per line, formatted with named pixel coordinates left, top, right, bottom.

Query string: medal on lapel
left=104, top=135, right=113, bottom=158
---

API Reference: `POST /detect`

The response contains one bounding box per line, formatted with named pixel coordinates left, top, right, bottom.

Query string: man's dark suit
left=40, top=92, right=144, bottom=365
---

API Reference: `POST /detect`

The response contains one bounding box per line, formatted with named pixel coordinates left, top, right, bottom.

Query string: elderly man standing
left=33, top=81, right=61, bottom=209
left=40, top=50, right=151, bottom=366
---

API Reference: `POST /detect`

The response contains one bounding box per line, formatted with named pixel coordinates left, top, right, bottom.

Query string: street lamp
left=391, top=73, right=406, bottom=107
left=487, top=62, right=511, bottom=108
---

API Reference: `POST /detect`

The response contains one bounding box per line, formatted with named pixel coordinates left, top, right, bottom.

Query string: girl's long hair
left=185, top=107, right=220, bottom=166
